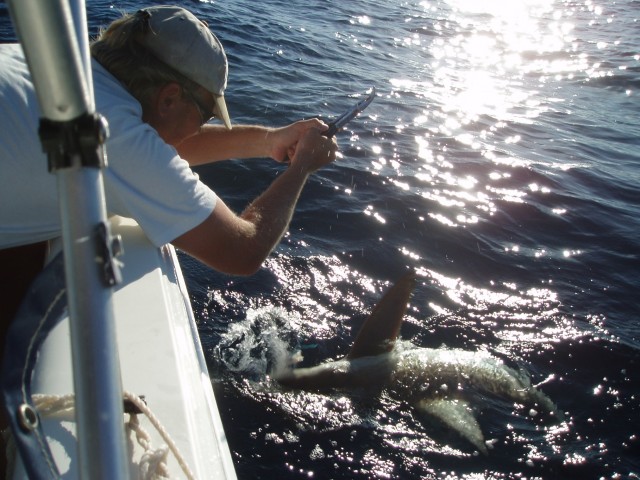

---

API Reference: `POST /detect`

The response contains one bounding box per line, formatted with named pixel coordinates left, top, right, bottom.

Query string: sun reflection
left=417, top=267, right=563, bottom=346
left=414, top=0, right=579, bottom=153
left=364, top=205, right=387, bottom=224
left=382, top=0, right=592, bottom=237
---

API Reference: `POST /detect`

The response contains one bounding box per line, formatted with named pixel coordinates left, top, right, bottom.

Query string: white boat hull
left=11, top=216, right=235, bottom=479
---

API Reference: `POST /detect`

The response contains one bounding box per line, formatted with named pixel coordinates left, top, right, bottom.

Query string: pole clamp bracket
left=39, top=113, right=110, bottom=172
left=96, top=222, right=123, bottom=287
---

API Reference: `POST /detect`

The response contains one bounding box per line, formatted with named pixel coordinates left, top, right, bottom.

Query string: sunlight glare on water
left=171, top=0, right=640, bottom=477
left=382, top=0, right=593, bottom=236
left=364, top=0, right=626, bottom=307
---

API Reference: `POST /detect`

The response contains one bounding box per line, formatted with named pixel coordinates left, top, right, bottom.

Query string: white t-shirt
left=0, top=43, right=217, bottom=249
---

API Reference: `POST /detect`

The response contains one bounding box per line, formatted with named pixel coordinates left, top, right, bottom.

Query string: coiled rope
left=24, top=391, right=196, bottom=480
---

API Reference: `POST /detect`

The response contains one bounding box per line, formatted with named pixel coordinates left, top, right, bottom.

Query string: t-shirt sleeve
left=93, top=61, right=217, bottom=247
left=102, top=112, right=217, bottom=248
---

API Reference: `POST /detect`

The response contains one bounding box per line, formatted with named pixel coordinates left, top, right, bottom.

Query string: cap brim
left=213, top=95, right=232, bottom=130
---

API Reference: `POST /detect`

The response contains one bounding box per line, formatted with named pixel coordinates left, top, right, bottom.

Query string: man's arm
left=172, top=127, right=336, bottom=275
left=175, top=118, right=327, bottom=166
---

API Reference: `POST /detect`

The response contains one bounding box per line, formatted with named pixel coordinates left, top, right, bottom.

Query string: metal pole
left=7, top=0, right=129, bottom=478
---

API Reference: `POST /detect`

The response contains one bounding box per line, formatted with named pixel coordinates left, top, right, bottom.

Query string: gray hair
left=91, top=10, right=202, bottom=110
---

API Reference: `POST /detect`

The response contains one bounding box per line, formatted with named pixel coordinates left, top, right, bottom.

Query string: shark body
left=276, top=272, right=558, bottom=454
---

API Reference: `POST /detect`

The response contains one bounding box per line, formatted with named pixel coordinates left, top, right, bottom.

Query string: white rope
left=125, top=408, right=171, bottom=480
left=32, top=393, right=75, bottom=418
left=123, top=391, right=196, bottom=480
left=28, top=392, right=196, bottom=480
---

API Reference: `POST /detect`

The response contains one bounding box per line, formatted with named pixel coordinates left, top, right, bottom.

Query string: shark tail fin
left=347, top=271, right=417, bottom=359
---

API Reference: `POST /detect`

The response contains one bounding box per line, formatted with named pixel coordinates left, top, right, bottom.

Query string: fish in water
left=275, top=271, right=559, bottom=454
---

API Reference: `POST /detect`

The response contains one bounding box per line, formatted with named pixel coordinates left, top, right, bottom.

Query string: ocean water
left=1, top=0, right=639, bottom=478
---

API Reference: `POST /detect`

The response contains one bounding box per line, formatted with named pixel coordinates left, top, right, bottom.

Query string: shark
left=275, top=271, right=559, bottom=454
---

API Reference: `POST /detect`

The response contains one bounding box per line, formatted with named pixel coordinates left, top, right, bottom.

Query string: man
left=0, top=6, right=336, bottom=476
left=0, top=5, right=336, bottom=283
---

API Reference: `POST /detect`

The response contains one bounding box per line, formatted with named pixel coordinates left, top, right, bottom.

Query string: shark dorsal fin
left=347, top=271, right=417, bottom=359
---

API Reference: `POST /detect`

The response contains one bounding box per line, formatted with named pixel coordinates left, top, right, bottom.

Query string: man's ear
left=155, top=82, right=182, bottom=117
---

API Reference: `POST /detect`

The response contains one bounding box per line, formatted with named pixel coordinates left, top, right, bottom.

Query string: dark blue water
left=2, top=0, right=638, bottom=478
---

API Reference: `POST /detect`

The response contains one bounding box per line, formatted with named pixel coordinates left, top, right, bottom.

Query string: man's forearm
left=238, top=164, right=310, bottom=268
left=171, top=127, right=336, bottom=276
left=176, top=124, right=274, bottom=165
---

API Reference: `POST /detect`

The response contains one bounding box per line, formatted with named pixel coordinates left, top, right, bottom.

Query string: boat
left=1, top=1, right=236, bottom=478
left=6, top=218, right=237, bottom=479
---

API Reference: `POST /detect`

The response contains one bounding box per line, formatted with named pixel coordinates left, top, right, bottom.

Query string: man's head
left=92, top=6, right=232, bottom=136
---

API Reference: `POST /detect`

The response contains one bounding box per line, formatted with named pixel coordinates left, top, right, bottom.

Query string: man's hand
left=288, top=127, right=337, bottom=174
left=268, top=118, right=329, bottom=163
